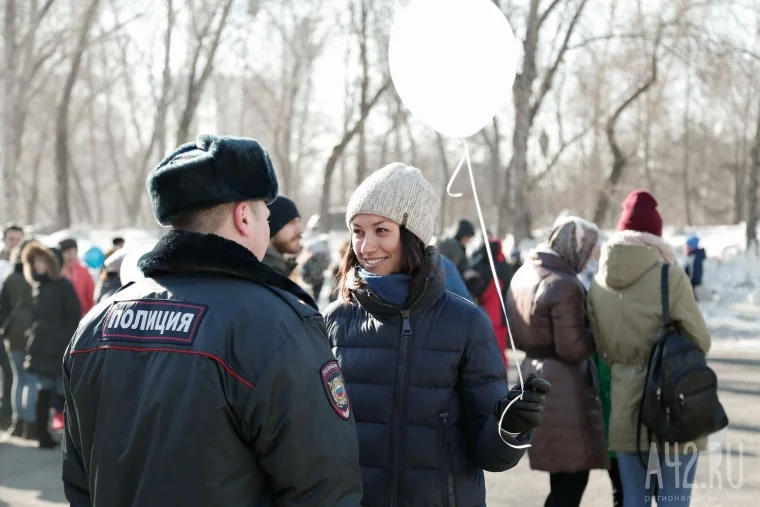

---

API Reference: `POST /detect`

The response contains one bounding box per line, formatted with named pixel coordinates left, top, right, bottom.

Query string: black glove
left=495, top=373, right=551, bottom=434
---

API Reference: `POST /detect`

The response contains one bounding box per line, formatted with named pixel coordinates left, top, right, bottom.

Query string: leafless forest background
left=2, top=0, right=759, bottom=248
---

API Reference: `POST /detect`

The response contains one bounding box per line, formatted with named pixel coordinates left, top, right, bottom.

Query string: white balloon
left=389, top=0, right=518, bottom=139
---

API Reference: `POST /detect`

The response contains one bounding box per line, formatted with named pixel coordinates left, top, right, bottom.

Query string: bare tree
left=748, top=98, right=760, bottom=253
left=54, top=0, right=102, bottom=228
left=118, top=0, right=177, bottom=223
left=2, top=0, right=60, bottom=222
left=246, top=0, right=326, bottom=198
left=175, top=0, right=235, bottom=145
left=319, top=80, right=391, bottom=231
left=435, top=133, right=452, bottom=236
left=509, top=0, right=589, bottom=243
left=355, top=0, right=371, bottom=187
left=592, top=29, right=662, bottom=225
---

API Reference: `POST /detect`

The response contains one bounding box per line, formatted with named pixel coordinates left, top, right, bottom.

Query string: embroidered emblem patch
left=321, top=361, right=350, bottom=420
left=100, top=300, right=207, bottom=346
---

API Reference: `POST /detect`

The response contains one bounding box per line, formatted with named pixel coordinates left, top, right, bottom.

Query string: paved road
left=1, top=345, right=757, bottom=507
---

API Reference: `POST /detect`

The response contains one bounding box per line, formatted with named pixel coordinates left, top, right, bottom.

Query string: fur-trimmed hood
left=21, top=241, right=61, bottom=284
left=137, top=230, right=318, bottom=310
left=599, top=230, right=676, bottom=290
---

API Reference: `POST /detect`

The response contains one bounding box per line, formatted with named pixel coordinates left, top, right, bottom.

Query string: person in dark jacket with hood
left=62, top=135, right=362, bottom=507
left=21, top=241, right=81, bottom=448
left=437, top=218, right=475, bottom=275
left=506, top=216, right=608, bottom=507
left=0, top=239, right=35, bottom=435
left=684, top=234, right=706, bottom=296
left=465, top=236, right=515, bottom=370
left=325, top=163, right=550, bottom=507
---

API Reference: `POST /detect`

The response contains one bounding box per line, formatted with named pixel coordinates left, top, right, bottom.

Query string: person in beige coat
left=507, top=216, right=609, bottom=507
left=588, top=190, right=710, bottom=507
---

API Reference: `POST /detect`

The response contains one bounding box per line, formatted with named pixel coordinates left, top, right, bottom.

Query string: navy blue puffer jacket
left=324, top=249, right=531, bottom=507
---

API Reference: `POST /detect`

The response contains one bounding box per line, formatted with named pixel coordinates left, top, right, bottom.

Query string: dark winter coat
left=62, top=230, right=363, bottom=507
left=263, top=245, right=298, bottom=277
left=0, top=263, right=34, bottom=352
left=505, top=249, right=608, bottom=473
left=684, top=248, right=706, bottom=287
left=324, top=248, right=530, bottom=507
left=26, top=276, right=81, bottom=378
left=465, top=239, right=514, bottom=368
left=438, top=237, right=469, bottom=275
left=94, top=273, right=122, bottom=304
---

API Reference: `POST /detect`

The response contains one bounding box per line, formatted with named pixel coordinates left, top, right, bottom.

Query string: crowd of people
left=0, top=133, right=720, bottom=507
left=0, top=233, right=127, bottom=445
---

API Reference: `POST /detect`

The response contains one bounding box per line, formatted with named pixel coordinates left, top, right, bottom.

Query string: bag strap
left=661, top=264, right=670, bottom=326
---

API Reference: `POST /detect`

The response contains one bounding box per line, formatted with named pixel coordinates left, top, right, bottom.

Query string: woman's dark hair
left=337, top=226, right=431, bottom=304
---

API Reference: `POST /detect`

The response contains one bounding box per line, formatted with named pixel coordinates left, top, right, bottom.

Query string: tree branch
left=537, top=0, right=562, bottom=31
left=529, top=0, right=588, bottom=123
left=530, top=125, right=592, bottom=187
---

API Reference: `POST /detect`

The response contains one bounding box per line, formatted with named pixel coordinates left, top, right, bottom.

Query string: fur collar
left=138, top=230, right=318, bottom=310
left=606, top=230, right=676, bottom=264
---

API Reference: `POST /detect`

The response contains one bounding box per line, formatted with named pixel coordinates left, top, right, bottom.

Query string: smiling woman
left=338, top=216, right=429, bottom=303
left=324, top=162, right=546, bottom=507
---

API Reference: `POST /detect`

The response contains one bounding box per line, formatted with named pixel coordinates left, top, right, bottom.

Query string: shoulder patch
left=320, top=360, right=351, bottom=420
left=100, top=299, right=208, bottom=346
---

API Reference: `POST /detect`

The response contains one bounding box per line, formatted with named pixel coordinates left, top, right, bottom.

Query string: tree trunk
left=435, top=133, right=451, bottom=237
left=682, top=41, right=693, bottom=226
left=2, top=0, right=18, bottom=222
left=175, top=0, right=234, bottom=145
left=126, top=0, right=175, bottom=223
left=156, top=0, right=174, bottom=166
left=26, top=128, right=48, bottom=225
left=87, top=93, right=103, bottom=223
left=356, top=0, right=369, bottom=188
left=643, top=107, right=655, bottom=191
left=54, top=0, right=101, bottom=229
left=508, top=0, right=587, bottom=244
left=593, top=32, right=660, bottom=225
left=320, top=80, right=390, bottom=231
left=747, top=100, right=760, bottom=253
left=511, top=80, right=532, bottom=242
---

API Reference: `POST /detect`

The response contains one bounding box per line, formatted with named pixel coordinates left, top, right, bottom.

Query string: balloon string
left=447, top=139, right=529, bottom=449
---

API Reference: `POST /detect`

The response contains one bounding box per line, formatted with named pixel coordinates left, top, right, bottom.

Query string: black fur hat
left=147, top=134, right=279, bottom=226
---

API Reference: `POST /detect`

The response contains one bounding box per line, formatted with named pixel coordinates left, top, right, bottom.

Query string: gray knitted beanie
left=346, top=163, right=440, bottom=245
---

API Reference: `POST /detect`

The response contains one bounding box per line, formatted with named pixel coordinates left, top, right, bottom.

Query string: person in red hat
left=616, top=190, right=663, bottom=237
left=588, top=189, right=710, bottom=507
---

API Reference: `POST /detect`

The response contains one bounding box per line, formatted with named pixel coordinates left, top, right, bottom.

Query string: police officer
left=62, top=135, right=363, bottom=506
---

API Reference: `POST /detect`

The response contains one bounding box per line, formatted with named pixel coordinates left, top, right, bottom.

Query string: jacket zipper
left=366, top=280, right=429, bottom=507
left=440, top=413, right=457, bottom=507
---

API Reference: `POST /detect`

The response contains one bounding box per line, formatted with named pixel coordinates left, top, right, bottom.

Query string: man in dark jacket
left=62, top=135, right=363, bottom=506
left=263, top=195, right=303, bottom=277
left=437, top=218, right=475, bottom=275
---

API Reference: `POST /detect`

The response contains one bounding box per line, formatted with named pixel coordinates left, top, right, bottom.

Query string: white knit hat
left=346, top=163, right=440, bottom=245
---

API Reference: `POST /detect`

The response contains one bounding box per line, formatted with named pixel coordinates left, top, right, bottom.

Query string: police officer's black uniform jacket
left=62, top=230, right=363, bottom=506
